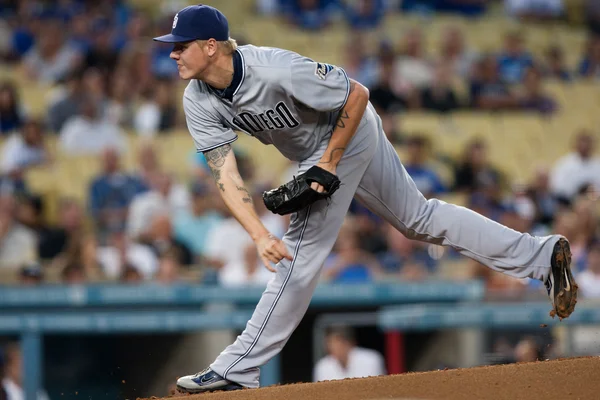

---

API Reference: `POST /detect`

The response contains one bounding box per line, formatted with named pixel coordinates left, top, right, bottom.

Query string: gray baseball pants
left=210, top=103, right=560, bottom=387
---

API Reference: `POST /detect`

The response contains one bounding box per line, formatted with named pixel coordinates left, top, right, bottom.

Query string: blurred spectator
left=81, top=66, right=108, bottom=105
left=121, top=264, right=143, bottom=283
left=133, top=79, right=178, bottom=136
left=380, top=112, right=404, bottom=146
left=97, top=230, right=158, bottom=280
left=415, top=62, right=461, bottom=113
left=68, top=9, right=93, bottom=54
left=549, top=130, right=600, bottom=201
left=18, top=262, right=44, bottom=285
left=513, top=336, right=544, bottom=362
left=543, top=46, right=572, bottom=82
left=369, top=56, right=407, bottom=114
left=117, top=42, right=154, bottom=96
left=173, top=181, right=223, bottom=261
left=313, top=326, right=385, bottom=382
left=1, top=342, right=50, bottom=400
left=21, top=17, right=82, bottom=84
left=469, top=55, right=517, bottom=111
left=578, top=35, right=600, bottom=80
left=585, top=0, right=600, bottom=35
left=323, top=216, right=384, bottom=283
left=126, top=172, right=190, bottom=240
left=105, top=71, right=135, bottom=128
left=54, top=234, right=104, bottom=282
left=138, top=214, right=193, bottom=266
left=341, top=35, right=379, bottom=89
left=204, top=189, right=285, bottom=287
left=155, top=249, right=183, bottom=284
left=134, top=141, right=161, bottom=188
left=505, top=0, right=564, bottom=21
left=46, top=69, right=84, bottom=133
left=403, top=135, right=447, bottom=198
left=35, top=197, right=85, bottom=261
left=59, top=97, right=127, bottom=155
left=435, top=0, right=487, bottom=16
left=393, top=28, right=434, bottom=96
left=516, top=67, right=557, bottom=115
left=343, top=0, right=384, bottom=30
left=89, top=147, right=147, bottom=239
left=0, top=193, right=37, bottom=269
left=114, top=12, right=150, bottom=52
left=524, top=166, right=560, bottom=229
left=497, top=31, right=534, bottom=84
left=437, top=26, right=478, bottom=79
left=0, top=81, right=26, bottom=135
left=453, top=139, right=504, bottom=194
left=0, top=119, right=50, bottom=176
left=377, top=222, right=434, bottom=279
left=285, top=0, right=334, bottom=31
left=15, top=193, right=63, bottom=261
left=61, top=262, right=88, bottom=284
left=83, top=19, right=119, bottom=75
left=578, top=240, right=600, bottom=298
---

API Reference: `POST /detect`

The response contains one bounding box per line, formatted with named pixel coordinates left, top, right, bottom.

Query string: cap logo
left=172, top=14, right=178, bottom=29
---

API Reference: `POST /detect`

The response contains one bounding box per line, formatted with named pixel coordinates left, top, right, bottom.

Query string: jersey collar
left=207, top=49, right=243, bottom=101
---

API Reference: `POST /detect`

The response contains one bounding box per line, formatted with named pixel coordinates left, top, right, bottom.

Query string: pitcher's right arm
left=203, top=143, right=292, bottom=271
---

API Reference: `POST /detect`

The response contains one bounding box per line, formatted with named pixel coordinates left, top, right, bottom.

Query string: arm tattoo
left=320, top=147, right=346, bottom=164
left=204, top=144, right=232, bottom=192
left=336, top=110, right=349, bottom=129
left=237, top=185, right=253, bottom=204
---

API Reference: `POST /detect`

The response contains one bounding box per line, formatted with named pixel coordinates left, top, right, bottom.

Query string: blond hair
left=196, top=37, right=238, bottom=55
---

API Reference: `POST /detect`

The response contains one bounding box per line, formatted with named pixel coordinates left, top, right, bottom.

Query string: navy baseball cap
left=153, top=5, right=229, bottom=43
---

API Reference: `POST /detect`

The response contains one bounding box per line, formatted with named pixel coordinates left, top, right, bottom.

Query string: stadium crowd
left=0, top=0, right=598, bottom=299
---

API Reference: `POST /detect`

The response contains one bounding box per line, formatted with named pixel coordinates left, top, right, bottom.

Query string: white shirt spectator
left=204, top=214, right=285, bottom=287
left=313, top=347, right=386, bottom=382
left=59, top=116, right=127, bottom=155
left=2, top=377, right=50, bottom=400
left=133, top=101, right=161, bottom=137
left=23, top=44, right=80, bottom=84
left=393, top=56, right=434, bottom=93
left=549, top=152, right=600, bottom=199
left=505, top=0, right=564, bottom=17
left=126, top=185, right=190, bottom=239
left=97, top=243, right=159, bottom=280
left=0, top=134, right=47, bottom=173
left=577, top=270, right=600, bottom=298
left=0, top=223, right=37, bottom=269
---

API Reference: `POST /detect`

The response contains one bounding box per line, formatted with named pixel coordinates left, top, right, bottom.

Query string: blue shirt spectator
left=344, top=0, right=384, bottom=30
left=89, top=148, right=148, bottom=238
left=283, top=0, right=338, bottom=31
left=403, top=135, right=447, bottom=198
left=497, top=32, right=534, bottom=84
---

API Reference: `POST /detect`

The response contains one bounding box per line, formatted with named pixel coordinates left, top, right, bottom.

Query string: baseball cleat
left=545, top=238, right=578, bottom=320
left=176, top=368, right=244, bottom=393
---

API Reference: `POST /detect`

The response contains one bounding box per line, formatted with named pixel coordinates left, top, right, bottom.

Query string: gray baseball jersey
left=183, top=45, right=350, bottom=161
left=182, top=45, right=564, bottom=388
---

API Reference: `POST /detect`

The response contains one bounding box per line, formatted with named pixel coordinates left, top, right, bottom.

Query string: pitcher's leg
left=355, top=134, right=559, bottom=282
left=207, top=128, right=379, bottom=388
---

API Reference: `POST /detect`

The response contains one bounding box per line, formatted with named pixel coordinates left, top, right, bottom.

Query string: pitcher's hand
left=254, top=233, right=293, bottom=272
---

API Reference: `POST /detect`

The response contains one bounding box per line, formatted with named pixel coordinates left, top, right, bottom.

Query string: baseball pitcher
left=153, top=5, right=578, bottom=393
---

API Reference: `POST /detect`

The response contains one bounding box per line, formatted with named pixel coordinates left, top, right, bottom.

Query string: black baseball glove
left=262, top=165, right=341, bottom=215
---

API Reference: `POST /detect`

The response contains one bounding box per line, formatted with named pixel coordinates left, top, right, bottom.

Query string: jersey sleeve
left=289, top=55, right=351, bottom=112
left=183, top=92, right=237, bottom=152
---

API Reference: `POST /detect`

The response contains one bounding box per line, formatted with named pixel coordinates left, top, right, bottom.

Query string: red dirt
left=140, top=357, right=600, bottom=400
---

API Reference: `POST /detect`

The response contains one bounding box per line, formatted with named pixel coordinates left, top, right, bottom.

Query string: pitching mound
left=142, top=357, right=600, bottom=400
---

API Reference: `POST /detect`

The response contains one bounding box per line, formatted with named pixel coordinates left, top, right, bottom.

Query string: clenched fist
left=254, top=233, right=293, bottom=272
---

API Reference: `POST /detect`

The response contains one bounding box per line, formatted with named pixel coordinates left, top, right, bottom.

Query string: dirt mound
left=142, top=357, right=600, bottom=400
